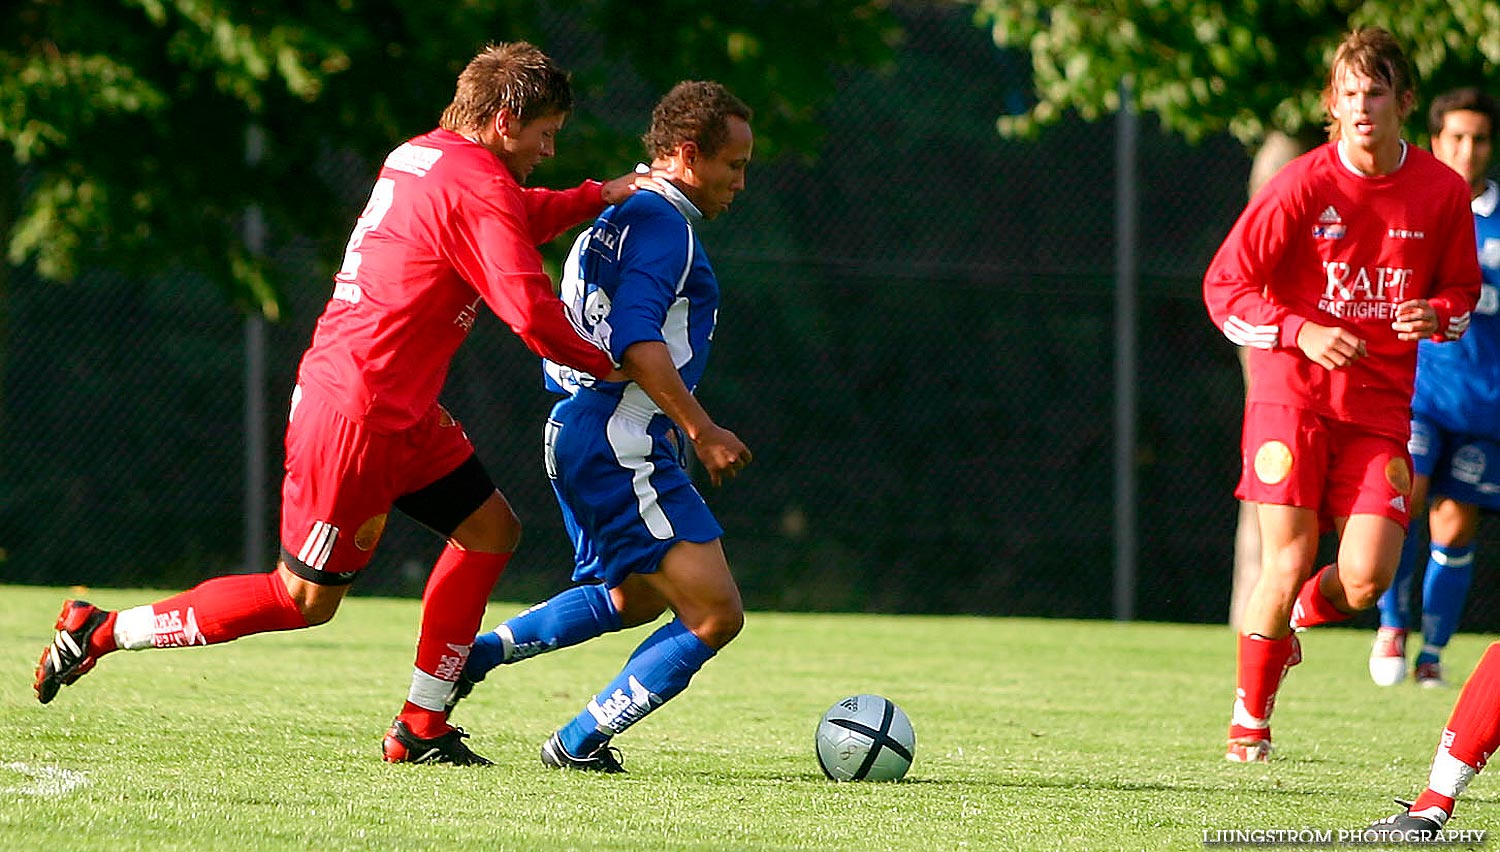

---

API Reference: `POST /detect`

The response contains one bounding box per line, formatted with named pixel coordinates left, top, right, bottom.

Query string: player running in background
left=33, top=42, right=646, bottom=766
left=446, top=81, right=754, bottom=772
left=1202, top=27, right=1481, bottom=763
left=1369, top=87, right=1500, bottom=689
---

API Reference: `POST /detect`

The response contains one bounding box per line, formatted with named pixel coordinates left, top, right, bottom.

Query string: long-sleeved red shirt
left=1204, top=141, right=1481, bottom=438
left=296, top=128, right=614, bottom=431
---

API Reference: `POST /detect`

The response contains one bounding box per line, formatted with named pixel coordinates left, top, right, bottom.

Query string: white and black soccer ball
left=815, top=694, right=915, bottom=781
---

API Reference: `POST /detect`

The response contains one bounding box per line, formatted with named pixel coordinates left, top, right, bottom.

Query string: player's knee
left=495, top=514, right=522, bottom=552
left=1258, top=554, right=1311, bottom=601
left=697, top=605, right=744, bottom=650
left=1339, top=575, right=1385, bottom=611
left=295, top=594, right=341, bottom=626
left=455, top=498, right=521, bottom=553
left=722, top=608, right=745, bottom=644
left=278, top=565, right=344, bottom=626
left=495, top=498, right=525, bottom=552
left=301, top=605, right=338, bottom=626
left=482, top=500, right=522, bottom=552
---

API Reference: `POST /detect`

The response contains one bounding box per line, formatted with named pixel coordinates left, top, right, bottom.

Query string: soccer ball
left=815, top=694, right=916, bottom=781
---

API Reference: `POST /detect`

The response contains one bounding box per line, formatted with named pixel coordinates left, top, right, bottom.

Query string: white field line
left=0, top=762, right=89, bottom=796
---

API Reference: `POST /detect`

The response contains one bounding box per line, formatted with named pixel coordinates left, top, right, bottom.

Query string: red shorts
left=1237, top=402, right=1412, bottom=532
left=279, top=385, right=478, bottom=581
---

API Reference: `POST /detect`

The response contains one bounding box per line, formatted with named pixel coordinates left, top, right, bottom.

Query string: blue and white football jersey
left=544, top=178, right=719, bottom=408
left=1412, top=180, right=1500, bottom=438
left=540, top=179, right=726, bottom=586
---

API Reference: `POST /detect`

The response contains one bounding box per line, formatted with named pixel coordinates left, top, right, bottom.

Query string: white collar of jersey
left=1474, top=180, right=1499, bottom=218
left=1335, top=138, right=1407, bottom=176
left=641, top=177, right=703, bottom=223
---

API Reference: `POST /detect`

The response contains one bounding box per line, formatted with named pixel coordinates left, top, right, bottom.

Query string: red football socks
left=89, top=612, right=120, bottom=657
left=400, top=546, right=510, bottom=738
left=1441, top=641, right=1500, bottom=771
left=1291, top=564, right=1353, bottom=628
left=148, top=571, right=307, bottom=647
left=1411, top=789, right=1457, bottom=819
left=1231, top=632, right=1301, bottom=737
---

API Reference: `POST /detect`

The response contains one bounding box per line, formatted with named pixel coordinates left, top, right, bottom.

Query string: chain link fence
left=5, top=5, right=1496, bottom=628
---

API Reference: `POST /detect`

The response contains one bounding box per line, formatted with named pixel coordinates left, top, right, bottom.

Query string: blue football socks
left=1379, top=526, right=1423, bottom=631
left=466, top=583, right=622, bottom=681
left=1420, top=542, right=1476, bottom=660
left=559, top=618, right=716, bottom=757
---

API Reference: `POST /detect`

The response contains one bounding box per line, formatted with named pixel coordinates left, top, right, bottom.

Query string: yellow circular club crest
left=354, top=513, right=387, bottom=551
left=1253, top=440, right=1293, bottom=485
left=1385, top=458, right=1412, bottom=494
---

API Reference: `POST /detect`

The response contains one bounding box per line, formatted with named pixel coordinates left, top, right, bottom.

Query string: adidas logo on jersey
left=1314, top=206, right=1346, bottom=239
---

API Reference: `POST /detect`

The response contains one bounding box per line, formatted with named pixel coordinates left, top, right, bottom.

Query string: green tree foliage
left=973, top=0, right=1500, bottom=146
left=0, top=0, right=899, bottom=318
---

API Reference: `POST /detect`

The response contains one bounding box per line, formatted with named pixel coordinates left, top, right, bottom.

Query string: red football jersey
left=1204, top=141, right=1481, bottom=437
left=295, top=128, right=614, bottom=430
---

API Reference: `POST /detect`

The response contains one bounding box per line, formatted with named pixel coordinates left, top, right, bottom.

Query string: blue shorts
left=544, top=389, right=723, bottom=588
left=1410, top=416, right=1500, bottom=511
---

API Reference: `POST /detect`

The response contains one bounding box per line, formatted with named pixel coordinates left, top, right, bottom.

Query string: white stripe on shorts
left=607, top=386, right=674, bottom=540
left=297, top=520, right=338, bottom=570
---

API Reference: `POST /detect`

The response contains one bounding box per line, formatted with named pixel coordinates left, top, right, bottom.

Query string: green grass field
left=1, top=585, right=1493, bottom=851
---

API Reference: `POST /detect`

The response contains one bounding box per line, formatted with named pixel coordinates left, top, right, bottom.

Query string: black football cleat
left=1367, top=799, right=1445, bottom=841
left=540, top=731, right=625, bottom=773
left=382, top=719, right=493, bottom=766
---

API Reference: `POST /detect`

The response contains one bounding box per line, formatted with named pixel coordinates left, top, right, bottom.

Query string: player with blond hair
left=1203, top=27, right=1480, bottom=762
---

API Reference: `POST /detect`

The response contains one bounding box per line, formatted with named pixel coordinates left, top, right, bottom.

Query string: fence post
left=1114, top=80, right=1138, bottom=621
left=244, top=123, right=268, bottom=574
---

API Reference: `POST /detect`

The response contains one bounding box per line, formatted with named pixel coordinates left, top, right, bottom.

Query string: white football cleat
left=1368, top=627, right=1407, bottom=687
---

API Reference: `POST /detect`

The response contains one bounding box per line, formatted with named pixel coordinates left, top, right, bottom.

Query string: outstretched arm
left=453, top=183, right=614, bottom=377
